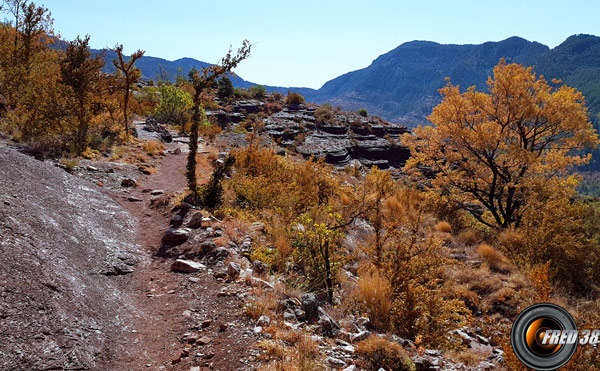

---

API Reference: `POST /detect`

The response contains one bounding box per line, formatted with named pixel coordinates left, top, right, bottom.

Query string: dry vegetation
left=3, top=2, right=600, bottom=369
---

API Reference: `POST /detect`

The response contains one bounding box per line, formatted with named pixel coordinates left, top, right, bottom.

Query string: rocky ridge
left=207, top=100, right=411, bottom=170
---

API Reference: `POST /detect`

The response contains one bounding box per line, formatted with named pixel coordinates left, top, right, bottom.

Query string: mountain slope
left=308, top=34, right=600, bottom=128
left=99, top=50, right=316, bottom=95
left=97, top=34, right=600, bottom=130
left=309, top=37, right=551, bottom=125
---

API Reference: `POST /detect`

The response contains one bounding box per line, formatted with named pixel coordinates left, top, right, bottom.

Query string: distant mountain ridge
left=89, top=34, right=600, bottom=169
left=105, top=34, right=600, bottom=131
left=304, top=35, right=600, bottom=127
left=98, top=49, right=316, bottom=98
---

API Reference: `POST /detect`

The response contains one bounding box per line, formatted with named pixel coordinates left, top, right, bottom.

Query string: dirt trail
left=100, top=133, right=258, bottom=370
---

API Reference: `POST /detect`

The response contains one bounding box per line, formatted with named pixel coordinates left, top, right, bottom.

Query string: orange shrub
left=354, top=270, right=392, bottom=330
left=356, top=336, right=413, bottom=371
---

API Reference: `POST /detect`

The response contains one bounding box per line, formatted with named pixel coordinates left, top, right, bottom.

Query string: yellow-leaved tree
left=402, top=59, right=599, bottom=229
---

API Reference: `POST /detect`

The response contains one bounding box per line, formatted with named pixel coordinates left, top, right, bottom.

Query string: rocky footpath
left=0, top=143, right=142, bottom=370
left=156, top=200, right=504, bottom=370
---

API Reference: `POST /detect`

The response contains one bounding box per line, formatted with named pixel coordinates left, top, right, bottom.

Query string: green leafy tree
left=153, top=83, right=192, bottom=126
left=358, top=108, right=368, bottom=117
left=217, top=76, right=233, bottom=99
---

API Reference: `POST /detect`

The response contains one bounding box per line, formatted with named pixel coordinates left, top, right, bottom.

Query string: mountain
left=114, top=35, right=600, bottom=130
left=97, top=35, right=600, bottom=168
left=302, top=34, right=600, bottom=169
left=306, top=35, right=600, bottom=127
left=98, top=50, right=317, bottom=97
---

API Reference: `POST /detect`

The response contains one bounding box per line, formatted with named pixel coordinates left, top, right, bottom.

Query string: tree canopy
left=402, top=60, right=599, bottom=229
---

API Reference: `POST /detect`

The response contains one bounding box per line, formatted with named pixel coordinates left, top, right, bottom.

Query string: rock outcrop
left=0, top=144, right=142, bottom=370
left=217, top=103, right=411, bottom=169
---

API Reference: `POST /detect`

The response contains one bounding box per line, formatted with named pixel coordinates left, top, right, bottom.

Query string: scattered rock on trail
left=350, top=330, right=371, bottom=343
left=144, top=118, right=173, bottom=143
left=318, top=307, right=341, bottom=337
left=121, top=178, right=137, bottom=187
left=227, top=262, right=241, bottom=279
left=170, top=214, right=183, bottom=226
left=210, top=246, right=231, bottom=260
left=200, top=240, right=217, bottom=254
left=162, top=227, right=190, bottom=245
left=302, top=293, right=319, bottom=322
left=326, top=356, right=347, bottom=369
left=187, top=211, right=204, bottom=229
left=257, top=315, right=270, bottom=327
left=171, top=259, right=206, bottom=273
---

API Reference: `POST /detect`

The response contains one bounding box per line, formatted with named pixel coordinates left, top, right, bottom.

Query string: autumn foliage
left=0, top=1, right=145, bottom=155
left=403, top=60, right=599, bottom=229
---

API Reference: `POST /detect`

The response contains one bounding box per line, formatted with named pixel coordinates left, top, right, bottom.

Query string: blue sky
left=18, top=0, right=600, bottom=89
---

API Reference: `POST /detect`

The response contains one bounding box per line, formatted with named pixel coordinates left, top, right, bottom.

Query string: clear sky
left=15, top=0, right=600, bottom=89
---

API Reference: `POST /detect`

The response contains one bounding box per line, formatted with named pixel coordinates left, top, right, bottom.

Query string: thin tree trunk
left=77, top=100, right=87, bottom=154
left=187, top=101, right=201, bottom=202
left=123, top=84, right=129, bottom=139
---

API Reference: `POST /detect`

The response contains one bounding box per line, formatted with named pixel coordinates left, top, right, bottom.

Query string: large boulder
left=318, top=307, right=341, bottom=337
left=0, top=144, right=142, bottom=369
left=162, top=228, right=190, bottom=246
left=301, top=293, right=319, bottom=322
left=171, top=259, right=205, bottom=273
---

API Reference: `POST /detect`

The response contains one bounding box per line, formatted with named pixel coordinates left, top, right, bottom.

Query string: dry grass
left=243, top=288, right=279, bottom=320
left=356, top=336, right=413, bottom=371
left=59, top=157, right=78, bottom=171
left=296, top=335, right=320, bottom=370
left=255, top=334, right=323, bottom=371
left=477, top=243, right=512, bottom=273
left=272, top=227, right=293, bottom=270
left=447, top=349, right=491, bottom=366
left=142, top=140, right=165, bottom=156
left=435, top=220, right=452, bottom=234
left=198, top=124, right=222, bottom=142
left=207, top=151, right=219, bottom=163
left=255, top=340, right=287, bottom=362
left=451, top=283, right=481, bottom=310
left=135, top=153, right=148, bottom=163
left=457, top=229, right=479, bottom=246
left=354, top=270, right=392, bottom=330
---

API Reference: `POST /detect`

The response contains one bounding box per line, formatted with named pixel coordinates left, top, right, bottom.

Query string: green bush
left=217, top=77, right=234, bottom=99
left=358, top=108, right=368, bottom=117
left=153, top=84, right=193, bottom=126
left=249, top=85, right=267, bottom=99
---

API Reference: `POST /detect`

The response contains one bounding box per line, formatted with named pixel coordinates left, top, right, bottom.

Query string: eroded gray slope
left=0, top=144, right=142, bottom=370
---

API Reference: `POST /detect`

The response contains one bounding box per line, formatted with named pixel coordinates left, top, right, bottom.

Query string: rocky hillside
left=207, top=100, right=411, bottom=170
left=0, top=144, right=142, bottom=369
